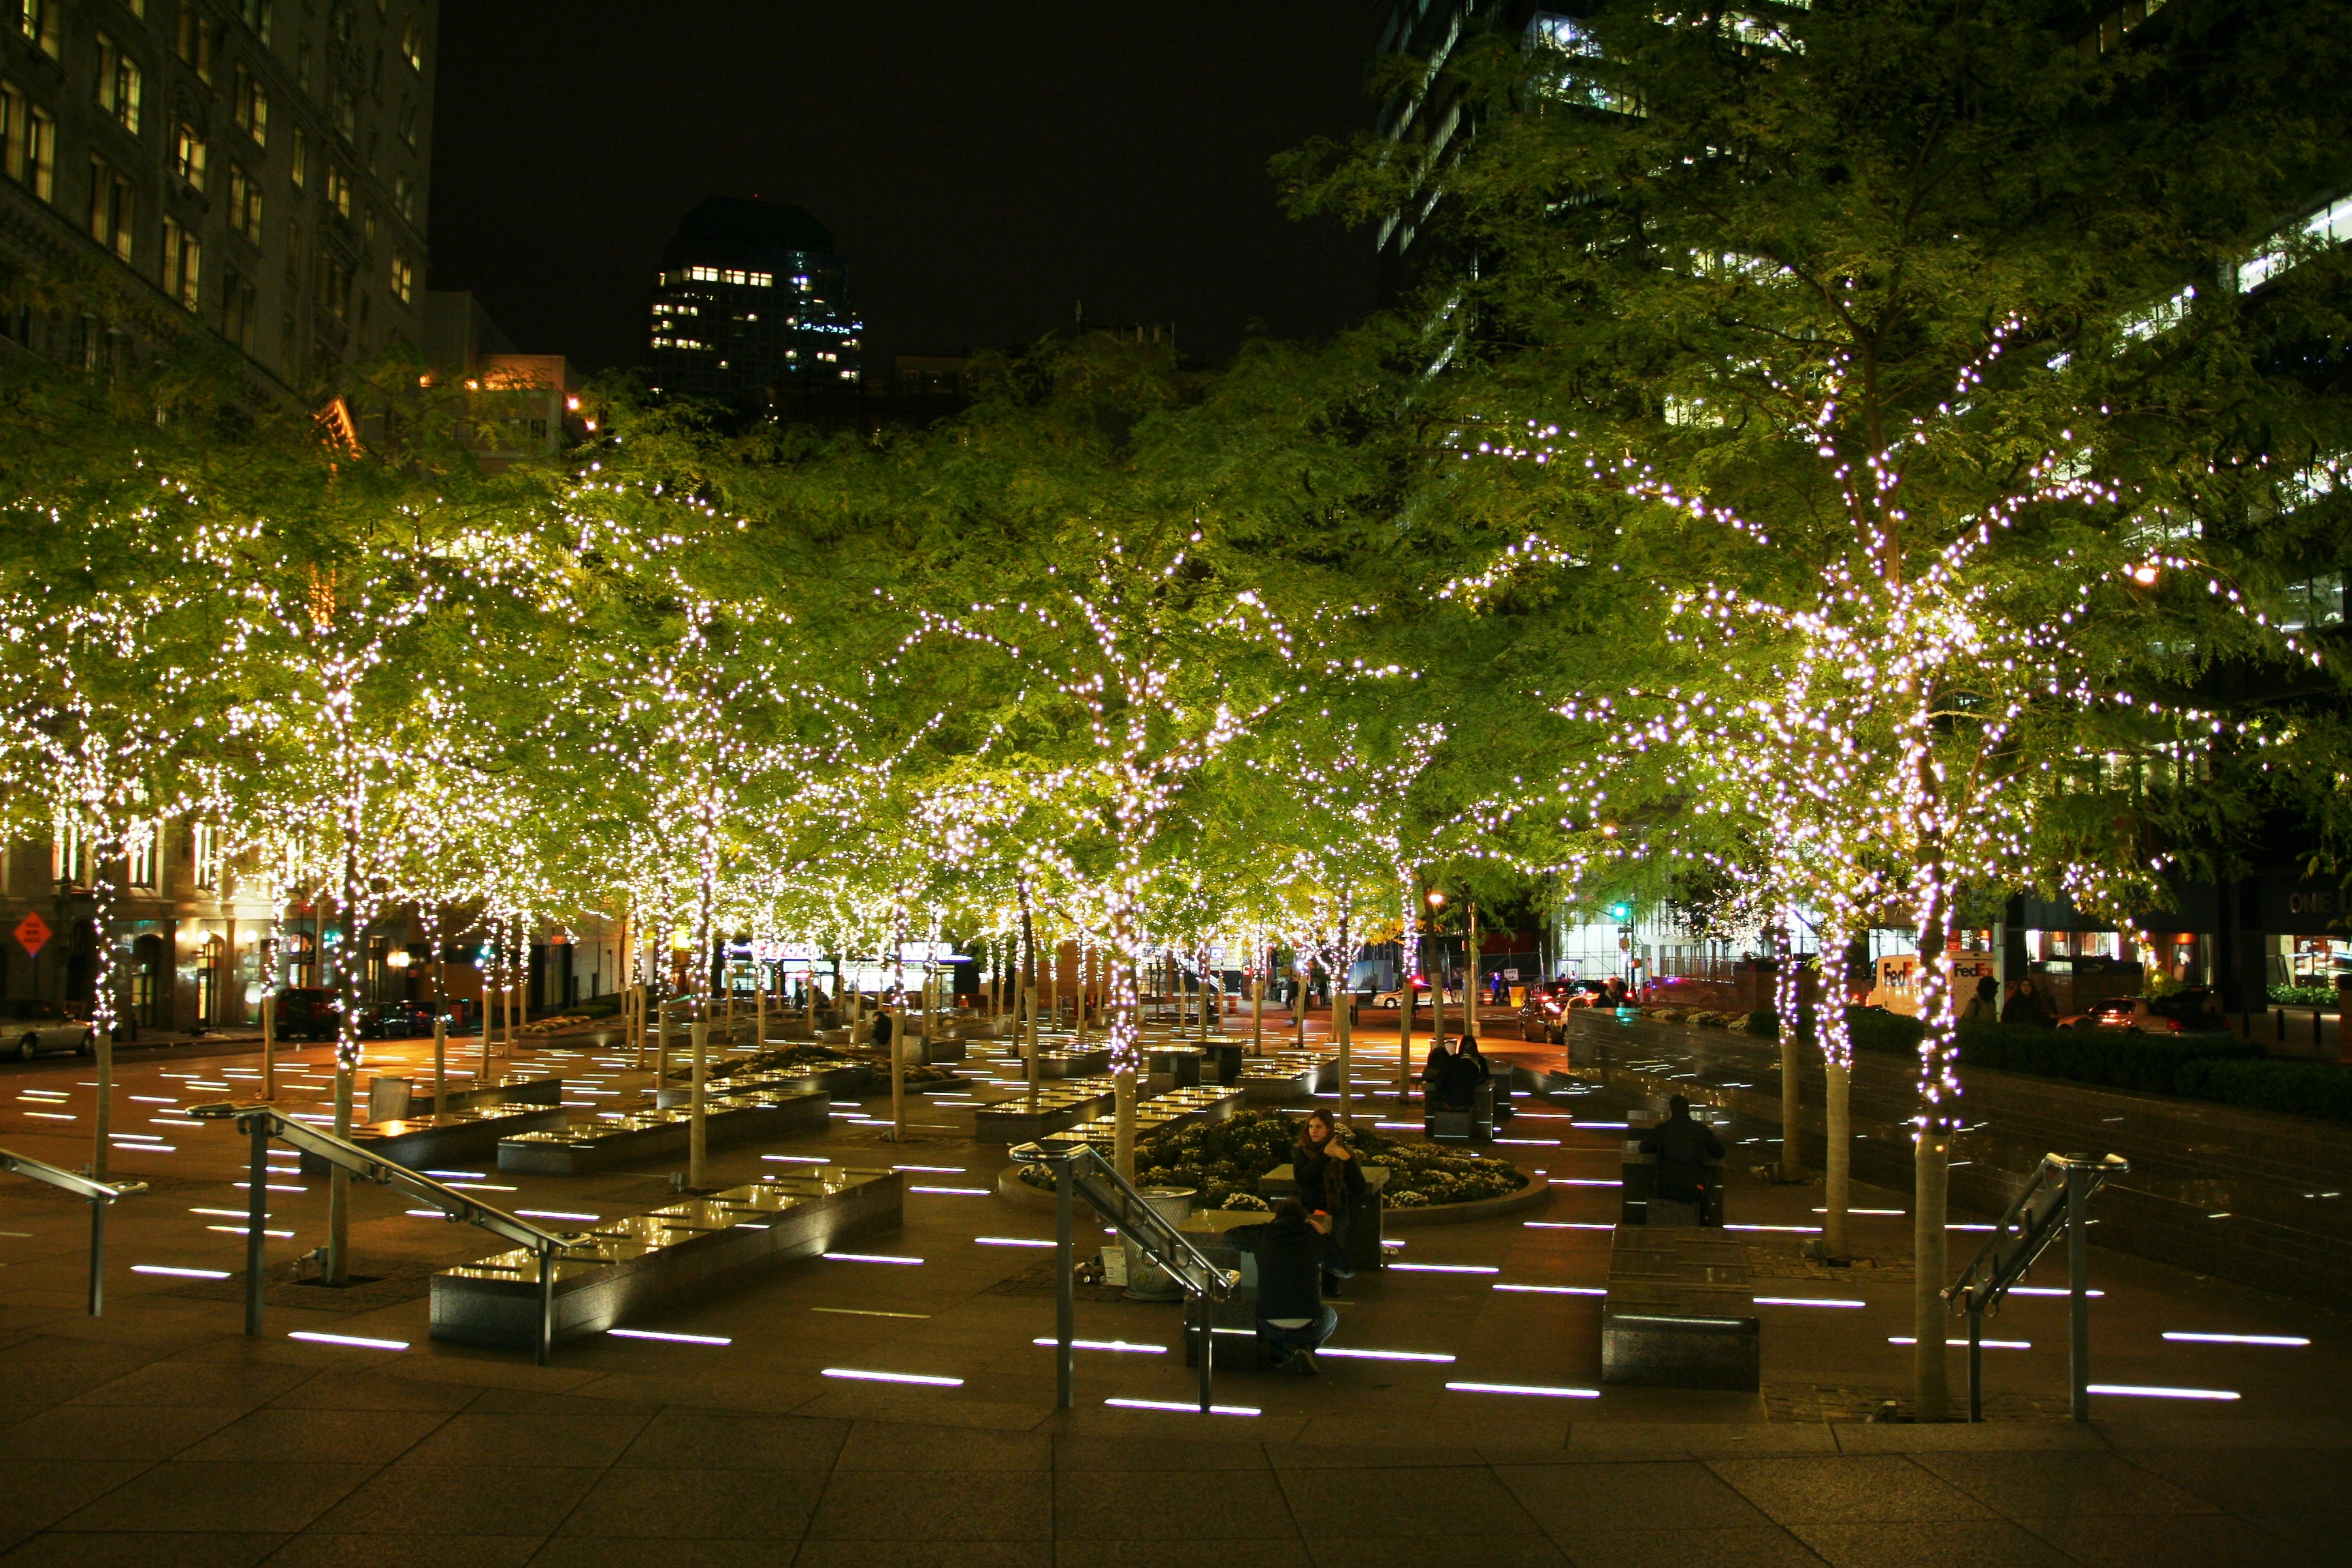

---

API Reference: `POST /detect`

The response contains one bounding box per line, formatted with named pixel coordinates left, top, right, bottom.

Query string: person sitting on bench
left=1638, top=1094, right=1725, bottom=1226
left=1225, top=1198, right=1337, bottom=1373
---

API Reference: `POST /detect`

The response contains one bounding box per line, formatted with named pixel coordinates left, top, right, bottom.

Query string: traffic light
left=1607, top=901, right=1633, bottom=924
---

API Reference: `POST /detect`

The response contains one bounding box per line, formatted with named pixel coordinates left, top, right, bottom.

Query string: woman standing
left=1289, top=1109, right=1367, bottom=1294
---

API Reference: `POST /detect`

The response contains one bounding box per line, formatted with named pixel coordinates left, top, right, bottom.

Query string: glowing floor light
left=1104, top=1397, right=1258, bottom=1416
left=131, top=1264, right=229, bottom=1279
left=1446, top=1381, right=1599, bottom=1399
left=610, top=1328, right=731, bottom=1345
left=290, top=1331, right=409, bottom=1351
left=2087, top=1384, right=2240, bottom=1401
left=2163, top=1332, right=2309, bottom=1347
left=821, top=1367, right=961, bottom=1386
left=1033, top=1337, right=1164, bottom=1354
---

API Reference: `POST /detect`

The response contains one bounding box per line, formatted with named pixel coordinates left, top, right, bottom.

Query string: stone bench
left=974, top=1081, right=1117, bottom=1144
left=653, top=1062, right=871, bottom=1109
left=429, top=1167, right=902, bottom=1348
left=495, top=1089, right=830, bottom=1175
left=1258, top=1161, right=1388, bottom=1276
left=298, top=1102, right=571, bottom=1177
left=365, top=1073, right=563, bottom=1121
left=1599, top=1224, right=1759, bottom=1391
left=1035, top=1084, right=1244, bottom=1156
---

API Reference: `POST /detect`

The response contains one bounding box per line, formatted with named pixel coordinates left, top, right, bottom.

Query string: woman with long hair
left=1289, top=1109, right=1367, bottom=1294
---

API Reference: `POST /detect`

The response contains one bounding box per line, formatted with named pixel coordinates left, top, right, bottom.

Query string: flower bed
left=1014, top=1107, right=1529, bottom=1209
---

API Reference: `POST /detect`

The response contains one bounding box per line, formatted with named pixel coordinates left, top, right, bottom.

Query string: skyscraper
left=0, top=0, right=437, bottom=389
left=642, top=196, right=863, bottom=407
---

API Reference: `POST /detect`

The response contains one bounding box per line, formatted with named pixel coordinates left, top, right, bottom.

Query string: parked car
left=1372, top=978, right=1464, bottom=1009
left=2059, top=989, right=2230, bottom=1034
left=1519, top=979, right=1609, bottom=1042
left=4, top=999, right=93, bottom=1060
left=272, top=987, right=340, bottom=1042
left=360, top=1000, right=437, bottom=1039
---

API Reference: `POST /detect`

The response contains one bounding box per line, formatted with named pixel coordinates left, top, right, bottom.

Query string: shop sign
left=2259, top=872, right=2349, bottom=933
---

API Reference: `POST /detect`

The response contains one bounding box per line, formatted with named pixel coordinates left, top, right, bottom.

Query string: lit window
left=232, top=65, right=268, bottom=148
left=402, top=16, right=424, bottom=70
left=325, top=164, right=353, bottom=218
left=389, top=252, right=413, bottom=304
left=227, top=164, right=263, bottom=244
left=290, top=126, right=308, bottom=189
left=192, top=824, right=222, bottom=892
left=86, top=157, right=132, bottom=261
left=223, top=267, right=257, bottom=351
left=19, top=0, right=59, bottom=59
left=238, top=0, right=274, bottom=46
left=176, top=7, right=215, bottom=82
left=127, top=826, right=159, bottom=890
left=174, top=122, right=208, bottom=191
left=687, top=264, right=720, bottom=282
left=749, top=271, right=773, bottom=287
left=54, top=823, right=87, bottom=886
left=97, top=34, right=142, bottom=134
left=162, top=216, right=201, bottom=310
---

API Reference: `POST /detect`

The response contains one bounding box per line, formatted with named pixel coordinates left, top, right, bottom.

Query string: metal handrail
left=1942, top=1149, right=2129, bottom=1423
left=0, top=1145, right=146, bottom=1316
left=188, top=1101, right=591, bottom=1364
left=1013, top=1139, right=1241, bottom=1414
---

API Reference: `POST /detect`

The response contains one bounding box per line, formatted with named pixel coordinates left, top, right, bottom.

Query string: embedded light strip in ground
left=1033, top=1337, right=1164, bottom=1354
left=2163, top=1332, right=2308, bottom=1346
left=2087, top=1384, right=2240, bottom=1401
left=1496, top=1284, right=1605, bottom=1296
left=131, top=1264, right=229, bottom=1279
left=821, top=1368, right=962, bottom=1386
left=289, top=1331, right=410, bottom=1351
left=1104, top=1398, right=1258, bottom=1416
left=823, top=1252, right=923, bottom=1264
left=1446, top=1381, right=1599, bottom=1399
left=610, top=1328, right=731, bottom=1345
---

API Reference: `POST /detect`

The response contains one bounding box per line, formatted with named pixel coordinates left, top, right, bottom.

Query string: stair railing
left=0, top=1146, right=146, bottom=1315
left=189, top=1101, right=590, bottom=1364
left=1943, top=1150, right=2129, bottom=1422
left=1011, top=1139, right=1239, bottom=1414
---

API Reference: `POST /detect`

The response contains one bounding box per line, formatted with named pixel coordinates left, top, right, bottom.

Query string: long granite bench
left=429, top=1166, right=903, bottom=1347
left=974, top=1079, right=1117, bottom=1144
left=366, top=1073, right=564, bottom=1120
left=298, top=1102, right=571, bottom=1177
left=653, top=1061, right=871, bottom=1109
left=1600, top=1223, right=1759, bottom=1391
left=496, top=1088, right=830, bottom=1175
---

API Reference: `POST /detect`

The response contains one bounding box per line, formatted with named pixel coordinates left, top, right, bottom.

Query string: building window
left=162, top=216, right=201, bottom=310
left=96, top=35, right=142, bottom=135
left=223, top=267, right=257, bottom=350
left=316, top=251, right=353, bottom=320
left=87, top=159, right=133, bottom=261
left=17, top=0, right=58, bottom=59
left=127, top=826, right=159, bottom=890
left=232, top=65, right=268, bottom=147
left=53, top=823, right=87, bottom=887
left=1, top=84, right=54, bottom=202
left=176, top=9, right=216, bottom=82
left=289, top=125, right=307, bottom=189
left=398, top=99, right=417, bottom=149
left=239, top=0, right=274, bottom=45
left=192, top=824, right=222, bottom=892
left=174, top=123, right=208, bottom=192
left=325, top=163, right=352, bottom=220
left=402, top=16, right=423, bottom=70
left=392, top=169, right=414, bottom=220
left=387, top=252, right=412, bottom=304
left=227, top=163, right=262, bottom=243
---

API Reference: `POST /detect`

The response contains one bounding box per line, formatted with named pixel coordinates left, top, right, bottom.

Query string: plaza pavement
left=0, top=1023, right=2343, bottom=1565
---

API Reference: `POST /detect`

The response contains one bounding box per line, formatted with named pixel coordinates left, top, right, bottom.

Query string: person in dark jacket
left=1637, top=1094, right=1725, bottom=1226
left=1289, top=1109, right=1367, bottom=1292
left=2003, top=977, right=2057, bottom=1028
left=1225, top=1198, right=1336, bottom=1373
left=1422, top=1038, right=1473, bottom=1111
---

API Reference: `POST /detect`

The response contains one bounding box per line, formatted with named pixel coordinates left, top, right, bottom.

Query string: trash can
left=1123, top=1186, right=1198, bottom=1302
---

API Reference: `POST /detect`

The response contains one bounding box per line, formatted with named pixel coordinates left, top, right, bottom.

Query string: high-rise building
left=0, top=0, right=436, bottom=390
left=642, top=196, right=862, bottom=406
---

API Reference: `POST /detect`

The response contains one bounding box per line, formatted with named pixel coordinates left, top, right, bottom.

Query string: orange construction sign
left=14, top=911, right=50, bottom=957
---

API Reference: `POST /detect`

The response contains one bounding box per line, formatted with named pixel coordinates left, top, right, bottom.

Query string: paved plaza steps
left=495, top=1088, right=830, bottom=1175
left=1550, top=1011, right=2352, bottom=1309
left=429, top=1165, right=902, bottom=1347
left=296, top=1100, right=570, bottom=1177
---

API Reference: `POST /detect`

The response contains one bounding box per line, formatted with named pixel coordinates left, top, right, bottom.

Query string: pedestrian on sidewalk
left=2003, top=976, right=2057, bottom=1028
left=1961, top=975, right=2000, bottom=1023
left=1638, top=1094, right=1724, bottom=1226
left=1226, top=1197, right=1337, bottom=1373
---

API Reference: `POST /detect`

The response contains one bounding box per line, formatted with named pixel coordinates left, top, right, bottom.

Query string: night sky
left=427, top=2, right=1386, bottom=378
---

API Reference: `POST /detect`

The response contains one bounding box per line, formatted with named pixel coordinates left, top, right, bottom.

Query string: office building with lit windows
left=643, top=196, right=862, bottom=406
left=0, top=0, right=435, bottom=390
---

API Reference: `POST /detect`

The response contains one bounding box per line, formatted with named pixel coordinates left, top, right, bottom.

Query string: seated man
left=1638, top=1094, right=1725, bottom=1226
left=1224, top=1197, right=1338, bottom=1373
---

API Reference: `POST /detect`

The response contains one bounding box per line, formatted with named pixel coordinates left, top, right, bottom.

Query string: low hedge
left=1831, top=1007, right=2351, bottom=1122
left=2268, top=984, right=2339, bottom=1009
